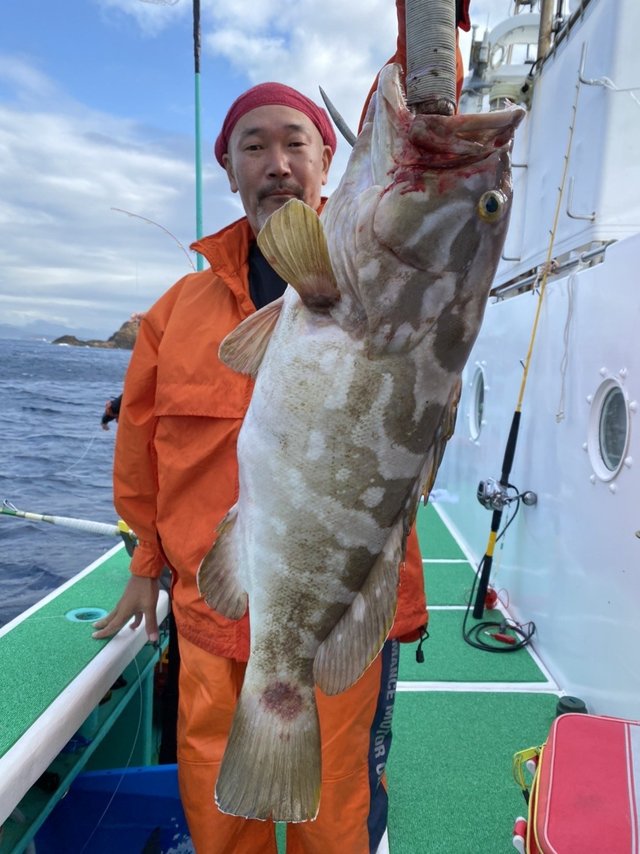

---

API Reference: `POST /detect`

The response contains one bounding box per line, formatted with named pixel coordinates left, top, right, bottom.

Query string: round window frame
left=468, top=367, right=486, bottom=441
left=587, top=379, right=630, bottom=482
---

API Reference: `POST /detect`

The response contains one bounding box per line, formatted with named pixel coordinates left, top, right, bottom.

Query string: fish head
left=371, top=64, right=525, bottom=269
left=323, top=63, right=525, bottom=358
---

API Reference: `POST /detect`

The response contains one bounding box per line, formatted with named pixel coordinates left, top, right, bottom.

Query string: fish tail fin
left=216, top=673, right=321, bottom=822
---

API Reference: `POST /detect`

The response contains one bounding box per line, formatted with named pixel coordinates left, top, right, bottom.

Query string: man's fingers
left=92, top=620, right=118, bottom=639
left=92, top=607, right=118, bottom=631
left=92, top=609, right=139, bottom=639
left=144, top=609, right=159, bottom=643
left=91, top=576, right=160, bottom=642
left=92, top=616, right=127, bottom=639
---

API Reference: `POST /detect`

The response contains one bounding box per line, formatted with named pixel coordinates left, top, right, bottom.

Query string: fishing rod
left=137, top=0, right=203, bottom=270
left=471, top=48, right=585, bottom=625
left=1, top=500, right=137, bottom=555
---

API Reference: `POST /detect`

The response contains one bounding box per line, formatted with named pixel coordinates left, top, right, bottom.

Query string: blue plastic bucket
left=35, top=764, right=192, bottom=853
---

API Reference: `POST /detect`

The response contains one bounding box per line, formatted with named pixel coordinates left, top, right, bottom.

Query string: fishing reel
left=476, top=478, right=537, bottom=511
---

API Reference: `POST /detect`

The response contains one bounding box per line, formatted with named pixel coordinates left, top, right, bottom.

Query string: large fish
left=197, top=63, right=524, bottom=822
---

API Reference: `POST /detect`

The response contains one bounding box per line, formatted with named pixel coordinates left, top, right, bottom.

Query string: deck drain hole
left=65, top=607, right=108, bottom=623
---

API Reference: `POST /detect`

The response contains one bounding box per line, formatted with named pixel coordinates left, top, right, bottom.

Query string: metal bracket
left=566, top=176, right=596, bottom=221
left=578, top=42, right=604, bottom=88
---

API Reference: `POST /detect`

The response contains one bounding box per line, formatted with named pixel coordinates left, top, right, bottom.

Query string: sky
left=0, top=0, right=503, bottom=339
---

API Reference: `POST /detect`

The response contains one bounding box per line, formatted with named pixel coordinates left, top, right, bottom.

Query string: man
left=93, top=82, right=427, bottom=853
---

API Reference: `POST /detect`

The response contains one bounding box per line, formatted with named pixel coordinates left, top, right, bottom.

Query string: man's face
left=222, top=105, right=333, bottom=235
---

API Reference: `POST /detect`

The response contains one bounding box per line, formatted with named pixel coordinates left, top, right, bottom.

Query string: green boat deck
left=0, top=547, right=135, bottom=759
left=0, top=548, right=167, bottom=854
left=0, top=503, right=559, bottom=853
left=387, top=502, right=558, bottom=853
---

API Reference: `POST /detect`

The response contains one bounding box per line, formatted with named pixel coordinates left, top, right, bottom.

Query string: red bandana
left=214, top=82, right=337, bottom=166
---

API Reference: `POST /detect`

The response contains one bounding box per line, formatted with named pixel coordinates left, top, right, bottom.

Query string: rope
left=555, top=273, right=576, bottom=422
left=79, top=655, right=144, bottom=854
left=471, top=61, right=586, bottom=621
left=53, top=426, right=101, bottom=476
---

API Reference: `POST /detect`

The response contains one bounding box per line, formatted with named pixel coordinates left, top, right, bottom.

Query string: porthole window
left=469, top=367, right=485, bottom=440
left=599, top=386, right=627, bottom=471
left=588, top=380, right=630, bottom=481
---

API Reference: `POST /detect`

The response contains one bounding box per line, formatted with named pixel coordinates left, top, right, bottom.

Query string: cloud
left=0, top=55, right=59, bottom=102
left=94, top=0, right=503, bottom=126
left=206, top=0, right=398, bottom=133
left=1, top=0, right=507, bottom=336
left=0, top=55, right=232, bottom=337
left=96, top=0, right=189, bottom=36
left=91, top=0, right=503, bottom=182
left=203, top=0, right=502, bottom=177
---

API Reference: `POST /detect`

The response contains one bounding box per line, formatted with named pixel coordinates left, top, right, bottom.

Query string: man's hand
left=92, top=575, right=160, bottom=643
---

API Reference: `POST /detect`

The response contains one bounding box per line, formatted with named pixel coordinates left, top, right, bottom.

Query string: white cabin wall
left=494, top=0, right=640, bottom=286
left=433, top=0, right=640, bottom=717
left=436, top=234, right=640, bottom=719
left=598, top=2, right=640, bottom=235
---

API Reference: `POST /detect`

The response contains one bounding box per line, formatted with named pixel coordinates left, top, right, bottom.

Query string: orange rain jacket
left=114, top=216, right=427, bottom=660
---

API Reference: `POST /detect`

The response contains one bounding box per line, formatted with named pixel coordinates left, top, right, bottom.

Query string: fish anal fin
left=196, top=505, right=247, bottom=619
left=257, top=199, right=341, bottom=313
left=219, top=296, right=284, bottom=378
left=216, top=672, right=321, bottom=821
left=313, top=519, right=404, bottom=696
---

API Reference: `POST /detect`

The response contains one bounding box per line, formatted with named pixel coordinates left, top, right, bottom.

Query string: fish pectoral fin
left=257, top=199, right=341, bottom=313
left=313, top=519, right=404, bottom=696
left=419, top=379, right=462, bottom=509
left=196, top=505, right=247, bottom=619
left=219, top=296, right=284, bottom=378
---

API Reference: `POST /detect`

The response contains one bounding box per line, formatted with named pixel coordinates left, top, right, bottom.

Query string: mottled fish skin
left=197, top=63, right=524, bottom=822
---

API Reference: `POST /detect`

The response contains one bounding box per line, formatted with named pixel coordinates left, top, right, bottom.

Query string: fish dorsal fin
left=197, top=504, right=248, bottom=619
left=313, top=517, right=405, bottom=695
left=219, top=296, right=284, bottom=378
left=257, top=199, right=341, bottom=313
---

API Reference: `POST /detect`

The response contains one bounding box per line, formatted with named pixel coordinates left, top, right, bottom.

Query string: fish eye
left=477, top=190, right=507, bottom=222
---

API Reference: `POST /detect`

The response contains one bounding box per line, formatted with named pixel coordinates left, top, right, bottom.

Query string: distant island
left=52, top=316, right=142, bottom=350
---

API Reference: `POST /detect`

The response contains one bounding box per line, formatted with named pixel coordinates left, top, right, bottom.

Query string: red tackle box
left=513, top=713, right=640, bottom=853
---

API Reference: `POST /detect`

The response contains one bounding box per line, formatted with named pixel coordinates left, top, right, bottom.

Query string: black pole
left=472, top=410, right=522, bottom=618
left=193, top=0, right=203, bottom=269
left=193, top=0, right=200, bottom=74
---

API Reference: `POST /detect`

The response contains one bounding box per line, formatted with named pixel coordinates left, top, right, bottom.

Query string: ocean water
left=0, top=338, right=131, bottom=627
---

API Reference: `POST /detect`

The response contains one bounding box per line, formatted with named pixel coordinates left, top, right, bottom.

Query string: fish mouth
left=372, top=64, right=525, bottom=173
left=407, top=107, right=526, bottom=168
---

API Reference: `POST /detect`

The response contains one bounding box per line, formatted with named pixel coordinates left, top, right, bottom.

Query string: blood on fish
left=260, top=681, right=304, bottom=720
